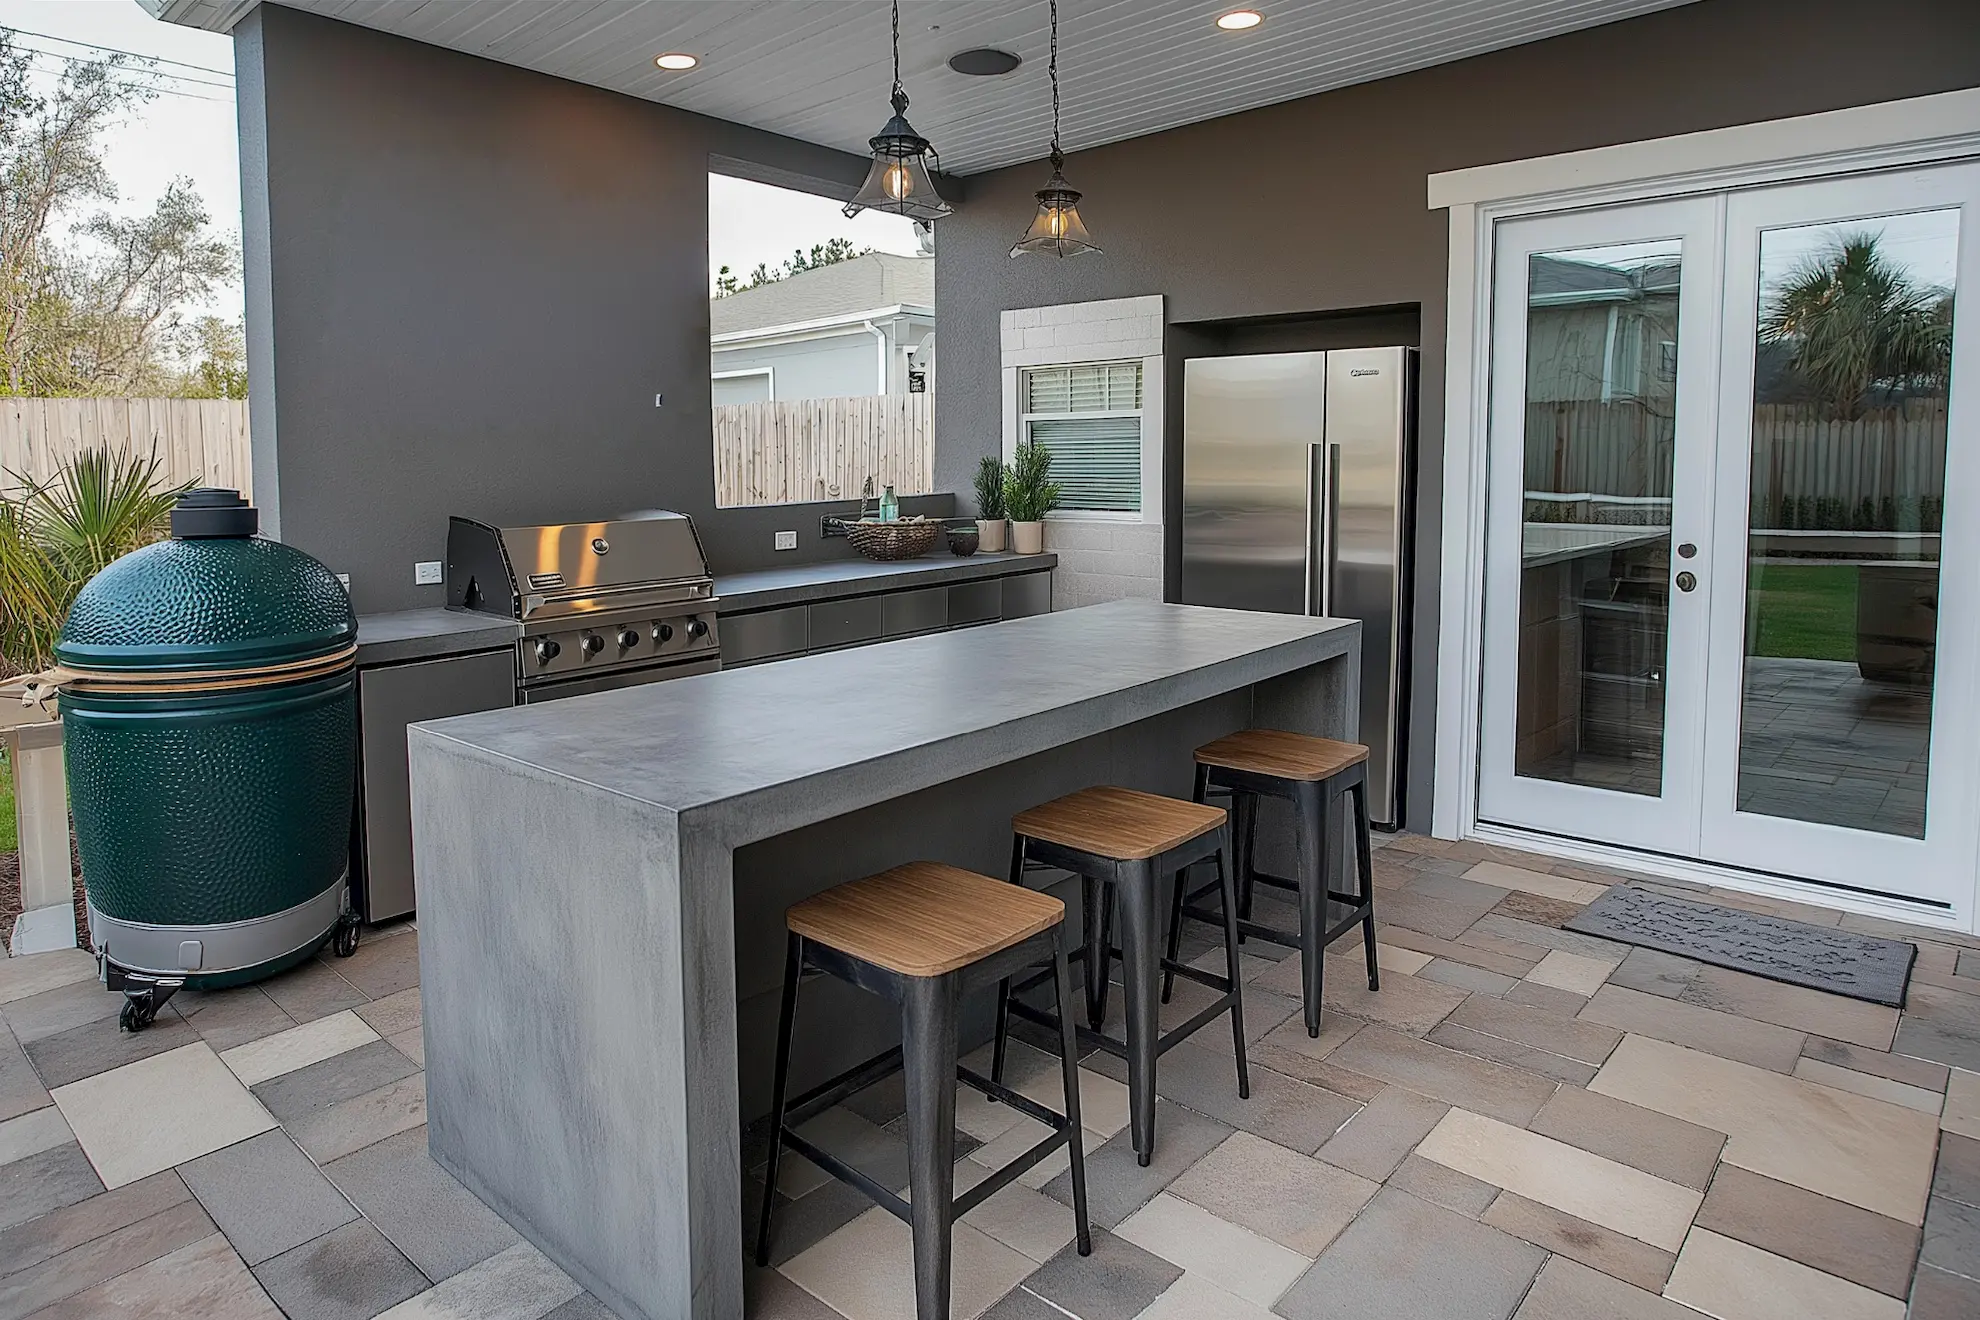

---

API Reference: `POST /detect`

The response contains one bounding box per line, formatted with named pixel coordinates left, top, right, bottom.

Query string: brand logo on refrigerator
left=1350, top=368, right=1381, bottom=377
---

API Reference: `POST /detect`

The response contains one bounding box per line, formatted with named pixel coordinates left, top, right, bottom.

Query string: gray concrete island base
left=408, top=600, right=1360, bottom=1319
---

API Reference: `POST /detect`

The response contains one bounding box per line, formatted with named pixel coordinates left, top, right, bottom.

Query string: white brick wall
left=998, top=296, right=1167, bottom=610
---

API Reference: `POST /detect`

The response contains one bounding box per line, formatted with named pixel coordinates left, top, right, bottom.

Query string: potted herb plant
left=1003, top=441, right=1061, bottom=555
left=973, top=455, right=1009, bottom=552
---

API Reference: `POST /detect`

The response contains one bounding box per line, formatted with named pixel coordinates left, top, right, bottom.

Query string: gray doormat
left=1564, top=885, right=1916, bottom=1008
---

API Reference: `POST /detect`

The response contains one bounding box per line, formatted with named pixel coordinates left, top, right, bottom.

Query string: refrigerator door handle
left=1305, top=443, right=1324, bottom=616
left=1308, top=443, right=1340, bottom=616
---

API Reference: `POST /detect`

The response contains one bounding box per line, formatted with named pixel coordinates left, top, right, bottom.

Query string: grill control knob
left=580, top=633, right=605, bottom=658
left=685, top=617, right=709, bottom=640
left=616, top=627, right=640, bottom=651
left=652, top=621, right=674, bottom=644
left=532, top=637, right=560, bottom=665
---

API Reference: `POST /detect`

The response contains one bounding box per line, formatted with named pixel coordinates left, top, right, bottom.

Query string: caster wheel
left=120, top=995, right=157, bottom=1033
left=333, top=916, right=360, bottom=958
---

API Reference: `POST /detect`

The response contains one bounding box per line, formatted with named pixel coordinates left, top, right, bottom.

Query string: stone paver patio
left=3, top=834, right=1979, bottom=1318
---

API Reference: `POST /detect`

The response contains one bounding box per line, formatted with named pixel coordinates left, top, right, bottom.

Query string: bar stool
left=757, top=862, right=1091, bottom=1320
left=1165, top=730, right=1378, bottom=1039
left=991, top=786, right=1246, bottom=1167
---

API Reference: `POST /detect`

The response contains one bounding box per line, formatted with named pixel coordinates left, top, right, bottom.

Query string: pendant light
left=1011, top=0, right=1098, bottom=258
left=844, top=0, right=952, bottom=221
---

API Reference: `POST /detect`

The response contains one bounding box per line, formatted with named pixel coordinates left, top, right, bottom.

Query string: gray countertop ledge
left=353, top=607, right=519, bottom=666
left=711, top=550, right=1054, bottom=613
left=415, top=599, right=1359, bottom=847
left=356, top=553, right=1055, bottom=665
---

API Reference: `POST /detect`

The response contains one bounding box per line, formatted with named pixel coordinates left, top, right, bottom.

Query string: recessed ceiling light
left=1216, top=10, right=1264, bottom=30
left=654, top=52, right=698, bottom=70
left=948, top=48, right=1022, bottom=77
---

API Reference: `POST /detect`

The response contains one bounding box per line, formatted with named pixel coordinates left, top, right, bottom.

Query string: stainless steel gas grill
left=446, top=511, right=721, bottom=702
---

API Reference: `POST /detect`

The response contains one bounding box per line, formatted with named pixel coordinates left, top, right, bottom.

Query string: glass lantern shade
left=1011, top=171, right=1099, bottom=257
left=844, top=99, right=952, bottom=222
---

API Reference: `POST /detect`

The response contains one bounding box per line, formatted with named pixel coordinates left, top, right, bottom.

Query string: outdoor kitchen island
left=405, top=599, right=1361, bottom=1320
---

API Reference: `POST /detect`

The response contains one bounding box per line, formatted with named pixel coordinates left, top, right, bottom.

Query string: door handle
left=1306, top=443, right=1340, bottom=616
left=1675, top=571, right=1697, bottom=592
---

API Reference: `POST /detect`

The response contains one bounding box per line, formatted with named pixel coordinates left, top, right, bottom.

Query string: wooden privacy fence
left=0, top=397, right=252, bottom=498
left=1524, top=398, right=1949, bottom=526
left=714, top=393, right=933, bottom=508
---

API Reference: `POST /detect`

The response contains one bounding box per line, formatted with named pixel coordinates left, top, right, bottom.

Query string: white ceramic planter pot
left=1011, top=520, right=1045, bottom=555
left=976, top=518, right=1007, bottom=553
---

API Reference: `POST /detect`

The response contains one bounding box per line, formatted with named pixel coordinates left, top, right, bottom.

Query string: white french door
left=1478, top=161, right=1980, bottom=916
left=1477, top=197, right=1724, bottom=856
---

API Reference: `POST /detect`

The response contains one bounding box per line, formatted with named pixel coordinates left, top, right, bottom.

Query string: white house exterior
left=711, top=252, right=934, bottom=405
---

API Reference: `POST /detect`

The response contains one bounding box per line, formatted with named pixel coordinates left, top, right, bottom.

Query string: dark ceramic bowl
left=947, top=526, right=981, bottom=557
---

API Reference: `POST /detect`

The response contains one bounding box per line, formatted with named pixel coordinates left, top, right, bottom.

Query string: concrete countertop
left=713, top=551, right=1055, bottom=613
left=416, top=599, right=1359, bottom=838
left=354, top=607, right=518, bottom=667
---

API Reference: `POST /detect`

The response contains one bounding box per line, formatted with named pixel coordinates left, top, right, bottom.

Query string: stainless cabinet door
left=1181, top=353, right=1327, bottom=614
left=358, top=649, right=516, bottom=921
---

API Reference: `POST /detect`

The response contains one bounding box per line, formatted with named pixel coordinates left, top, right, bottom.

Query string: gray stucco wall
left=932, top=0, right=1980, bottom=831
left=234, top=5, right=950, bottom=613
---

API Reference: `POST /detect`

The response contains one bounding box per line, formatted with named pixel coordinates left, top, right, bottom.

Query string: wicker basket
left=844, top=518, right=939, bottom=561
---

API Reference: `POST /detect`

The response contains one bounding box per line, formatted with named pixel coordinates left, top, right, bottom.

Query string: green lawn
left=1747, top=562, right=1857, bottom=662
left=1, top=749, right=15, bottom=854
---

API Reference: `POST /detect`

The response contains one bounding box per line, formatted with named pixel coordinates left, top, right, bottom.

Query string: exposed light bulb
left=884, top=164, right=914, bottom=201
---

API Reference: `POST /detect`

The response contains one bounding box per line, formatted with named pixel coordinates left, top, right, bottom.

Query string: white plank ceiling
left=146, top=0, right=1698, bottom=175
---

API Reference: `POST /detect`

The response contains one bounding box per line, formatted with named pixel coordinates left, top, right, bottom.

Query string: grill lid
left=59, top=491, right=355, bottom=673
left=447, top=510, right=713, bottom=620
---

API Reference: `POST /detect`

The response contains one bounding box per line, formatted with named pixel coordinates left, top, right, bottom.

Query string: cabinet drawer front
left=882, top=586, right=949, bottom=637
left=1002, top=572, right=1053, bottom=619
left=949, top=579, right=1002, bottom=626
left=809, top=596, right=881, bottom=650
left=724, top=607, right=810, bottom=664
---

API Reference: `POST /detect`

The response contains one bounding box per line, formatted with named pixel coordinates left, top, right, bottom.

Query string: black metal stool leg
left=1050, top=928, right=1093, bottom=1256
left=1236, top=791, right=1258, bottom=924
left=901, top=974, right=961, bottom=1320
left=1160, top=866, right=1187, bottom=1005
left=1214, top=826, right=1250, bottom=1100
left=993, top=836, right=1027, bottom=1088
left=1082, top=880, right=1114, bottom=1031
left=1351, top=776, right=1379, bottom=991
left=756, top=932, right=803, bottom=1266
left=1295, top=782, right=1328, bottom=1038
left=1117, top=861, right=1161, bottom=1167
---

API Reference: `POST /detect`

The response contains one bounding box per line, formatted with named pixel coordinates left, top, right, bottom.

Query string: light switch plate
left=335, top=573, right=351, bottom=590
left=774, top=531, right=798, bottom=551
left=415, top=560, right=443, bottom=585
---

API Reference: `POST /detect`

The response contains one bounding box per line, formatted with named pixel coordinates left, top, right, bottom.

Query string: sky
left=709, top=173, right=922, bottom=295
left=1, top=0, right=242, bottom=319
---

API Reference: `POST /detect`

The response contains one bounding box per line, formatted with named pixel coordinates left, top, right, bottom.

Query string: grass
left=1746, top=562, right=1858, bottom=662
left=1, top=748, right=14, bottom=854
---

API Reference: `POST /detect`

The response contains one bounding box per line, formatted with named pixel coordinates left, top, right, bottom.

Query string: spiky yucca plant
left=0, top=450, right=191, bottom=676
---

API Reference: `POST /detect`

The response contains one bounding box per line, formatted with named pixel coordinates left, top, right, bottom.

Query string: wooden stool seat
left=1194, top=730, right=1369, bottom=783
left=787, top=862, right=1065, bottom=977
left=1012, top=786, right=1225, bottom=861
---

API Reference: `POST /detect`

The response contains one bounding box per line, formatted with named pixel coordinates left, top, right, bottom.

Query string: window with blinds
left=1020, top=361, right=1144, bottom=513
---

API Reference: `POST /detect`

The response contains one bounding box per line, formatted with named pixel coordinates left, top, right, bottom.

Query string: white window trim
left=711, top=366, right=774, bottom=401
left=998, top=296, right=1166, bottom=525
left=1425, top=86, right=1980, bottom=928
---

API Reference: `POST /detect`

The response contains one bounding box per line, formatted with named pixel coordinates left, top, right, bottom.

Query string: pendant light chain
left=891, top=0, right=902, bottom=101
left=1048, top=0, right=1062, bottom=167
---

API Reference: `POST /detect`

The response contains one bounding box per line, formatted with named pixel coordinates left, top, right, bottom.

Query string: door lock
left=1675, top=571, right=1697, bottom=592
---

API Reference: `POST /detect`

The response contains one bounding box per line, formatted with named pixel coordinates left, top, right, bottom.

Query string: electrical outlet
left=335, top=573, right=351, bottom=591
left=774, top=531, right=798, bottom=551
left=415, top=560, right=443, bottom=585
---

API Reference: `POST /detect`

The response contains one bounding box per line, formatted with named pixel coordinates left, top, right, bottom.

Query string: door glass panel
left=1737, top=209, right=1959, bottom=837
left=1513, top=240, right=1682, bottom=794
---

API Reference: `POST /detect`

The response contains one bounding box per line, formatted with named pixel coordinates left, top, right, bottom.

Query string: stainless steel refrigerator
left=1180, top=346, right=1416, bottom=826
